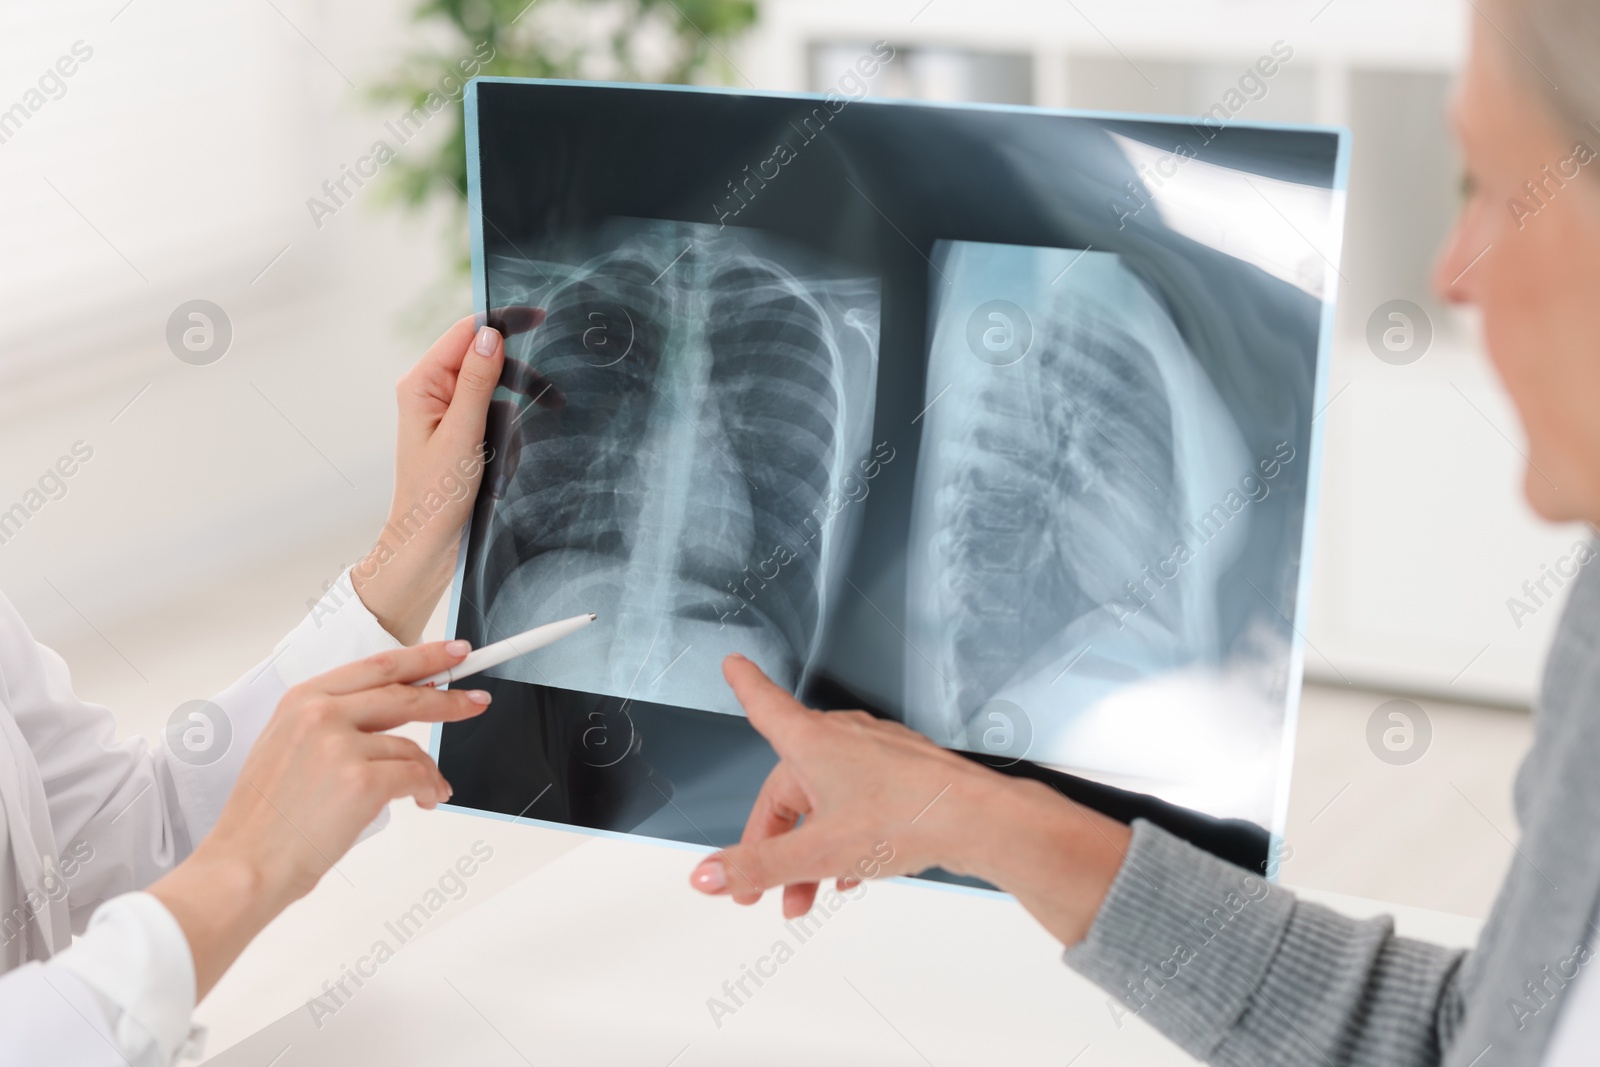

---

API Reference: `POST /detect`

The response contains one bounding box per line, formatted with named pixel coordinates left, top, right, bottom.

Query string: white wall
left=0, top=0, right=466, bottom=687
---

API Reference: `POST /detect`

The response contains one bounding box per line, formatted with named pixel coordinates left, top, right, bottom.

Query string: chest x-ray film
left=437, top=76, right=1347, bottom=881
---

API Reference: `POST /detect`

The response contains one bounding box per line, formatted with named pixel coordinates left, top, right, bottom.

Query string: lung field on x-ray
left=905, top=242, right=1253, bottom=764
left=473, top=219, right=880, bottom=717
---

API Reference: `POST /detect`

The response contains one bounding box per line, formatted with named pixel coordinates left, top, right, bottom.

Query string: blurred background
left=0, top=0, right=1579, bottom=1052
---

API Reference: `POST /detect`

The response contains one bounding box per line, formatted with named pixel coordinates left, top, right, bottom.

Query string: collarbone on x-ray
left=473, top=219, right=881, bottom=716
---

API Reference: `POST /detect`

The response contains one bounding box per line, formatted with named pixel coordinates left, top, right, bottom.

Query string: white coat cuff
left=163, top=569, right=405, bottom=848
left=53, top=892, right=199, bottom=1067
left=270, top=568, right=406, bottom=689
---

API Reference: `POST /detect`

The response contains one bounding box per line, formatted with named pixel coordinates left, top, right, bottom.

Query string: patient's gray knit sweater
left=1065, top=547, right=1600, bottom=1067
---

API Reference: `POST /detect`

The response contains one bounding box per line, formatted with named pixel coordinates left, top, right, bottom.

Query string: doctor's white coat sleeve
left=0, top=571, right=403, bottom=1067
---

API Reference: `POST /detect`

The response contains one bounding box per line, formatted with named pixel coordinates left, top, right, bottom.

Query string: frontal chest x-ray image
left=441, top=78, right=1343, bottom=873
left=467, top=219, right=881, bottom=718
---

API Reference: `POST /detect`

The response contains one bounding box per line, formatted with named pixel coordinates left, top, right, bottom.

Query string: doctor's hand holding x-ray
left=0, top=311, right=545, bottom=1067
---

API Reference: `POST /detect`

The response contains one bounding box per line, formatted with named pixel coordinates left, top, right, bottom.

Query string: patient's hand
left=690, top=654, right=1132, bottom=947
left=354, top=309, right=550, bottom=643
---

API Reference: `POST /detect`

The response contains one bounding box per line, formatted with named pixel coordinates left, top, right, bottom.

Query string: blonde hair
left=1498, top=0, right=1600, bottom=146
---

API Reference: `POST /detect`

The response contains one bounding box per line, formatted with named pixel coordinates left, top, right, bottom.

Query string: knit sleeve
left=1064, top=819, right=1467, bottom=1066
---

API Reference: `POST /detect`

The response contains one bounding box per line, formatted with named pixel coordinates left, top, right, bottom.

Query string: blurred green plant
left=373, top=0, right=758, bottom=264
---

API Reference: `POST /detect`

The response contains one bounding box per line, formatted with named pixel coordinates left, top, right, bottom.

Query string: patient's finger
left=691, top=821, right=841, bottom=902
left=783, top=881, right=819, bottom=918
left=732, top=763, right=810, bottom=905
left=723, top=655, right=818, bottom=757
left=741, top=762, right=808, bottom=845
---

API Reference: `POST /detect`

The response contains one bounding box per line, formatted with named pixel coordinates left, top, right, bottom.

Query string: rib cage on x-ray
left=905, top=243, right=1251, bottom=757
left=474, top=221, right=880, bottom=715
left=921, top=294, right=1178, bottom=723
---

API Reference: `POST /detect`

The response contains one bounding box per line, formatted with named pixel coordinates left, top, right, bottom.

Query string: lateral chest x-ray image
left=907, top=241, right=1271, bottom=803
left=439, top=78, right=1346, bottom=878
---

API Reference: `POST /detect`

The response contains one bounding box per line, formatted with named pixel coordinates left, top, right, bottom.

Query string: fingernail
left=691, top=859, right=727, bottom=893
left=446, top=640, right=471, bottom=656
left=474, top=325, right=501, bottom=357
left=466, top=690, right=492, bottom=706
left=442, top=781, right=454, bottom=801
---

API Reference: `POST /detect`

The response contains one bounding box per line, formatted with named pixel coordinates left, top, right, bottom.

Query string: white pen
left=413, top=612, right=598, bottom=688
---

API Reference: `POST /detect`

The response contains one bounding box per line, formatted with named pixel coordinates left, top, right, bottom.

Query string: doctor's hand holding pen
left=0, top=309, right=570, bottom=1067
left=148, top=642, right=490, bottom=1000
left=149, top=308, right=560, bottom=1001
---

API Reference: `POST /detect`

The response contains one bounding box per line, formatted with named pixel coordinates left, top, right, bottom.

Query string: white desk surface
left=198, top=822, right=1482, bottom=1067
